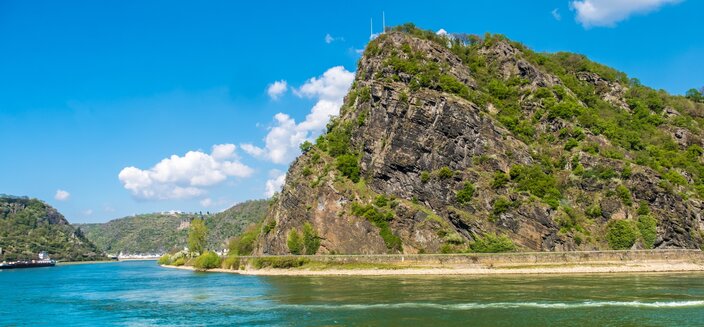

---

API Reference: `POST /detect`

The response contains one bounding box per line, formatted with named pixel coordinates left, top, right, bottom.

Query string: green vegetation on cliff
left=351, top=200, right=402, bottom=251
left=228, top=221, right=262, bottom=256
left=0, top=195, right=106, bottom=261
left=384, top=24, right=704, bottom=200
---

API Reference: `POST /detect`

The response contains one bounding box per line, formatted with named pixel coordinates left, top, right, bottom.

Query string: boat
left=0, top=259, right=56, bottom=269
left=0, top=251, right=56, bottom=269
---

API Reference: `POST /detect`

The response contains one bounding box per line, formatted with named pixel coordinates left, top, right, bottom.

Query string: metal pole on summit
left=370, top=18, right=373, bottom=40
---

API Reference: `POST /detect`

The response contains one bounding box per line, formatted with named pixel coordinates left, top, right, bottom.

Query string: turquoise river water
left=1, top=260, right=704, bottom=326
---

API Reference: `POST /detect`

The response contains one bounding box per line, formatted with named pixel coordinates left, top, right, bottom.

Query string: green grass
left=221, top=255, right=240, bottom=270
left=251, top=257, right=310, bottom=269
left=298, top=261, right=423, bottom=270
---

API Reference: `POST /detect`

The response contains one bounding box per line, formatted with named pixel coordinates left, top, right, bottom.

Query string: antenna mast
left=370, top=18, right=373, bottom=39
left=383, top=11, right=385, bottom=33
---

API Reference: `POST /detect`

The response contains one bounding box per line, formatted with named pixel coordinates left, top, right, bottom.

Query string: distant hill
left=77, top=199, right=269, bottom=254
left=203, top=200, right=271, bottom=249
left=0, top=195, right=106, bottom=261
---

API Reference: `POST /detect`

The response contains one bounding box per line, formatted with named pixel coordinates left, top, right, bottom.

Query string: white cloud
left=324, top=33, right=344, bottom=44
left=54, top=189, right=70, bottom=201
left=199, top=197, right=231, bottom=208
left=211, top=143, right=236, bottom=160
left=570, top=0, right=681, bottom=28
left=243, top=66, right=355, bottom=164
left=200, top=198, right=213, bottom=207
left=118, top=144, right=254, bottom=200
left=436, top=28, right=448, bottom=36
left=267, top=80, right=288, bottom=100
left=294, top=66, right=355, bottom=101
left=241, top=113, right=307, bottom=164
left=83, top=209, right=93, bottom=216
left=552, top=8, right=562, bottom=21
left=265, top=170, right=287, bottom=197
left=240, top=143, right=266, bottom=157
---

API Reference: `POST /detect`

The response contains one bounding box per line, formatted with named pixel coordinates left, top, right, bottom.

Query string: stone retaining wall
left=238, top=249, right=704, bottom=267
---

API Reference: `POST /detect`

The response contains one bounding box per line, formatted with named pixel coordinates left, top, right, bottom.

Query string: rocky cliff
left=254, top=25, right=704, bottom=254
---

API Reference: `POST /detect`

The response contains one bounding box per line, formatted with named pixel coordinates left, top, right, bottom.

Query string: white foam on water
left=268, top=300, right=704, bottom=311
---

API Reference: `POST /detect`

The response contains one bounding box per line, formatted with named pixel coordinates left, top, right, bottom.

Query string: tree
left=299, top=141, right=313, bottom=153
left=187, top=218, right=207, bottom=256
left=302, top=222, right=321, bottom=255
left=637, top=215, right=657, bottom=249
left=606, top=220, right=638, bottom=250
left=335, top=154, right=360, bottom=182
left=287, top=229, right=303, bottom=255
left=227, top=223, right=258, bottom=256
left=470, top=233, right=515, bottom=253
left=685, top=88, right=703, bottom=102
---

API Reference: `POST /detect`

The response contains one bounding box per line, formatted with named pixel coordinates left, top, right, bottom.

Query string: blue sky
left=1, top=0, right=702, bottom=223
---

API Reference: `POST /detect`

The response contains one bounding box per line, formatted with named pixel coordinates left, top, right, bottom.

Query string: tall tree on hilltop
left=686, top=88, right=703, bottom=102
left=188, top=219, right=207, bottom=256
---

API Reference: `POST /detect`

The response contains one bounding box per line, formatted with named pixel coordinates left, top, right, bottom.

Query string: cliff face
left=255, top=26, right=704, bottom=254
left=0, top=195, right=106, bottom=261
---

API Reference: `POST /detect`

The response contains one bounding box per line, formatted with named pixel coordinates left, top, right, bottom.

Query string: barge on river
left=0, top=251, right=56, bottom=269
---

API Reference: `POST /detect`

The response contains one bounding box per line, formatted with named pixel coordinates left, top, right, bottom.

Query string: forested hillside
left=78, top=199, right=269, bottom=254
left=0, top=195, right=106, bottom=261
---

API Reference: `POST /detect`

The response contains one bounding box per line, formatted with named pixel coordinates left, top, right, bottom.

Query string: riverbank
left=160, top=249, right=704, bottom=276
left=58, top=258, right=156, bottom=266
left=57, top=260, right=117, bottom=266
left=116, top=258, right=159, bottom=261
left=162, top=261, right=704, bottom=276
